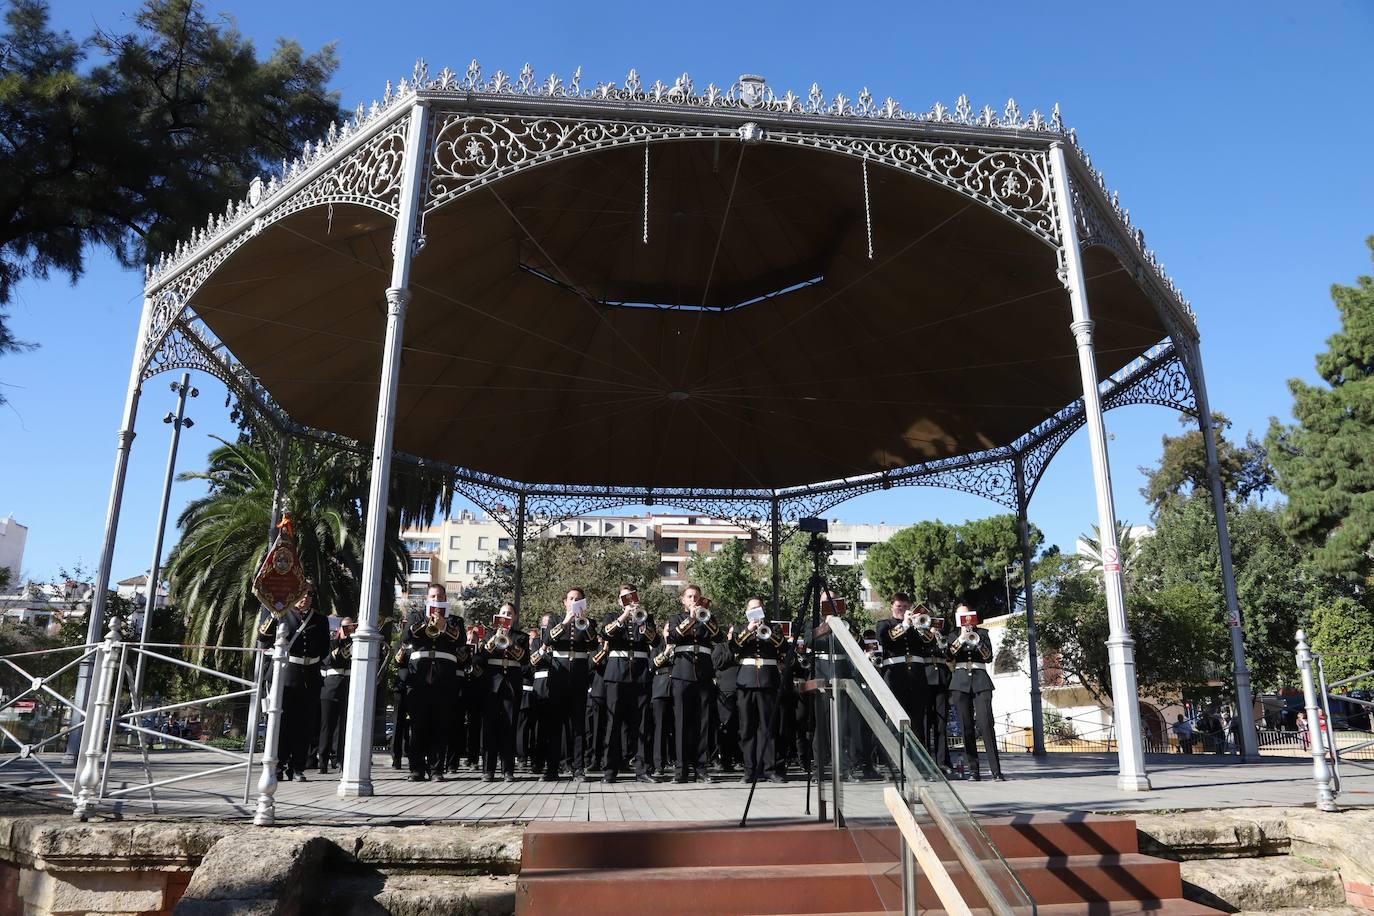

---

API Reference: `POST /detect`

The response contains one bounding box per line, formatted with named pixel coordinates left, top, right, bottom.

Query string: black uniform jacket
left=731, top=625, right=787, bottom=690
left=599, top=611, right=662, bottom=683
left=396, top=618, right=469, bottom=688
left=712, top=642, right=738, bottom=693
left=947, top=628, right=995, bottom=694
left=319, top=636, right=353, bottom=699
left=666, top=611, right=725, bottom=682
left=481, top=629, right=531, bottom=694
left=529, top=636, right=555, bottom=700
left=875, top=617, right=941, bottom=690
left=257, top=607, right=331, bottom=689
left=542, top=614, right=599, bottom=685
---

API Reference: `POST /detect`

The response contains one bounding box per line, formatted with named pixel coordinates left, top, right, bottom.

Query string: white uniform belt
left=286, top=655, right=320, bottom=665
left=411, top=651, right=458, bottom=663
left=322, top=669, right=350, bottom=678
left=486, top=658, right=521, bottom=668
left=955, top=660, right=989, bottom=671
left=674, top=645, right=713, bottom=655
left=523, top=684, right=534, bottom=691
left=880, top=655, right=923, bottom=668
left=553, top=651, right=591, bottom=659
left=740, top=658, right=778, bottom=668
left=811, top=653, right=840, bottom=661
left=533, top=670, right=549, bottom=679
left=609, top=650, right=650, bottom=659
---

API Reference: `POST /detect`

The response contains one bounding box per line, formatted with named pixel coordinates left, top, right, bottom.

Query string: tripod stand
left=738, top=528, right=833, bottom=828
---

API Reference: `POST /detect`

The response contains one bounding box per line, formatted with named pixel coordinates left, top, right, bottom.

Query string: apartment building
left=823, top=521, right=905, bottom=610
left=400, top=511, right=515, bottom=596
left=0, top=515, right=26, bottom=583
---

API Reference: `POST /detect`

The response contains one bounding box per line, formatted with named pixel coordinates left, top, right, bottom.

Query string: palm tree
left=1077, top=521, right=1145, bottom=582
left=165, top=429, right=444, bottom=665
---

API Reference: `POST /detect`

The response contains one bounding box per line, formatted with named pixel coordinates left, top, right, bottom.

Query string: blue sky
left=3, top=0, right=1372, bottom=584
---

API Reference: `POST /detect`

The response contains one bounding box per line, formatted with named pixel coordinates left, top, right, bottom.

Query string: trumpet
left=573, top=615, right=591, bottom=632
left=487, top=627, right=511, bottom=652
left=425, top=614, right=443, bottom=638
left=531, top=643, right=550, bottom=666
left=592, top=639, right=610, bottom=666
left=630, top=606, right=648, bottom=625
left=652, top=644, right=675, bottom=668
left=693, top=606, right=712, bottom=624
left=914, top=612, right=932, bottom=630
left=756, top=623, right=772, bottom=642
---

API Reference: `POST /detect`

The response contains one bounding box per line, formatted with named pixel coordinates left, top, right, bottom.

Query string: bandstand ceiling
left=186, top=138, right=1167, bottom=490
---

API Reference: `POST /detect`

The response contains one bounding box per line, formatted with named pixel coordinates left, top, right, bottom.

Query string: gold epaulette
left=549, top=620, right=567, bottom=640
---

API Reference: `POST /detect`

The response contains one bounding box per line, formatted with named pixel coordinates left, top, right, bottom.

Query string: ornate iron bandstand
left=85, top=61, right=1254, bottom=803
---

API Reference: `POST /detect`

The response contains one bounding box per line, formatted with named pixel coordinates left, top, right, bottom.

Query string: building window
left=659, top=537, right=678, bottom=552
left=498, top=538, right=512, bottom=551
left=710, top=541, right=723, bottom=552
left=406, top=539, right=439, bottom=554
left=449, top=536, right=461, bottom=550
left=466, top=560, right=489, bottom=575
left=684, top=541, right=698, bottom=553
left=447, top=560, right=462, bottom=575
left=409, top=558, right=431, bottom=575
left=478, top=536, right=491, bottom=550
left=661, top=562, right=679, bottom=577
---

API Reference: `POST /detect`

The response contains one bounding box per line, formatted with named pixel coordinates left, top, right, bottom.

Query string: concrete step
left=1180, top=857, right=1347, bottom=912
left=517, top=853, right=1182, bottom=915
left=320, top=873, right=516, bottom=915
left=520, top=814, right=1139, bottom=869
left=749, top=903, right=1232, bottom=916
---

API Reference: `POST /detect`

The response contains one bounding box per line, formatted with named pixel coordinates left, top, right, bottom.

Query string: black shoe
left=604, top=772, right=618, bottom=784
left=766, top=773, right=786, bottom=784
left=861, top=768, right=879, bottom=781
left=295, top=772, right=308, bottom=782
left=433, top=772, right=446, bottom=782
left=992, top=774, right=1007, bottom=782
left=319, top=765, right=329, bottom=776
left=573, top=769, right=585, bottom=779
left=542, top=773, right=559, bottom=782
left=634, top=773, right=656, bottom=784
left=970, top=771, right=982, bottom=782
left=407, top=772, right=426, bottom=782
left=721, top=764, right=736, bottom=773
left=481, top=773, right=496, bottom=783
left=701, top=773, right=716, bottom=784
left=503, top=774, right=517, bottom=783
left=739, top=774, right=753, bottom=784
left=673, top=774, right=689, bottom=784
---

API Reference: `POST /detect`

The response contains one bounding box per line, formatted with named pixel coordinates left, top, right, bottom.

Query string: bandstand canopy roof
left=148, top=64, right=1197, bottom=497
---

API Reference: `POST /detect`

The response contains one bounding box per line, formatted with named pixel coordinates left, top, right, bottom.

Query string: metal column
left=1191, top=352, right=1261, bottom=762
left=513, top=490, right=526, bottom=616
left=132, top=372, right=196, bottom=707
left=68, top=295, right=155, bottom=763
left=770, top=497, right=781, bottom=615
left=1013, top=455, right=1046, bottom=757
left=338, top=101, right=430, bottom=798
left=1295, top=630, right=1338, bottom=811
left=1048, top=142, right=1150, bottom=791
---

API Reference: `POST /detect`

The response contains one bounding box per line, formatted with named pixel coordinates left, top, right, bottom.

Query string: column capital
left=116, top=429, right=137, bottom=448
left=1069, top=319, right=1095, bottom=348
left=384, top=287, right=411, bottom=316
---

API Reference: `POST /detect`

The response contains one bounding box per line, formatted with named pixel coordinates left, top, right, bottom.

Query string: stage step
left=516, top=818, right=1223, bottom=916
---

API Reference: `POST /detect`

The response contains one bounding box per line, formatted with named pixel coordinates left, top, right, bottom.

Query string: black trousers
left=405, top=682, right=454, bottom=775
left=738, top=688, right=777, bottom=778
left=483, top=682, right=519, bottom=777
left=953, top=689, right=1001, bottom=778
left=588, top=693, right=608, bottom=768
left=552, top=678, right=589, bottom=773
left=280, top=682, right=320, bottom=774
left=885, top=670, right=928, bottom=755
left=604, top=680, right=648, bottom=776
left=925, top=686, right=951, bottom=767
left=716, top=689, right=741, bottom=769
left=317, top=679, right=349, bottom=769
left=652, top=696, right=674, bottom=771
left=390, top=686, right=408, bottom=767
left=671, top=679, right=712, bottom=775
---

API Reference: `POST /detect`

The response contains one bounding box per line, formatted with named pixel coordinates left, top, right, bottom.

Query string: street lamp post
left=131, top=373, right=197, bottom=709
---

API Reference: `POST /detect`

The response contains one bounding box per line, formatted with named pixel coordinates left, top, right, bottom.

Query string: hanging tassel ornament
left=642, top=144, right=651, bottom=245
left=862, top=157, right=874, bottom=260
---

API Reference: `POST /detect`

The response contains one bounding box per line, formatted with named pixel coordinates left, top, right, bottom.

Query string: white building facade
left=0, top=515, right=27, bottom=583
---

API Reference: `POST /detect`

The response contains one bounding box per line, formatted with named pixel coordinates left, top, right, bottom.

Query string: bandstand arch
left=78, top=61, right=1258, bottom=806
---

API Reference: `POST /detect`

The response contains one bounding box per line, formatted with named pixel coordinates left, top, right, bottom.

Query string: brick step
left=521, top=815, right=1138, bottom=870
left=745, top=901, right=1231, bottom=916
left=517, top=854, right=1182, bottom=915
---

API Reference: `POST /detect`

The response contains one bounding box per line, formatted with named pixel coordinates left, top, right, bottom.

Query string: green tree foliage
left=1307, top=597, right=1374, bottom=690
left=164, top=432, right=410, bottom=665
left=776, top=534, right=867, bottom=631
left=1076, top=521, right=1145, bottom=585
left=1002, top=554, right=1224, bottom=705
left=466, top=537, right=674, bottom=628
left=864, top=516, right=1040, bottom=620
left=685, top=538, right=763, bottom=625
left=1140, top=413, right=1273, bottom=516
left=1268, top=238, right=1374, bottom=582
left=0, top=0, right=339, bottom=396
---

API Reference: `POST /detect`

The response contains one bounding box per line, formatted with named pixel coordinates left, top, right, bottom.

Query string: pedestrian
left=1171, top=713, right=1194, bottom=754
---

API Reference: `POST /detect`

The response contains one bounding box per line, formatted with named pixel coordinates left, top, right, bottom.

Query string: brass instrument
left=488, top=627, right=512, bottom=652
left=652, top=644, right=675, bottom=668
left=425, top=614, right=443, bottom=638
left=914, top=612, right=932, bottom=630
left=573, top=615, right=591, bottom=633
left=592, top=639, right=610, bottom=666
left=530, top=643, right=551, bottom=666
left=630, top=606, right=648, bottom=625
left=756, top=623, right=772, bottom=642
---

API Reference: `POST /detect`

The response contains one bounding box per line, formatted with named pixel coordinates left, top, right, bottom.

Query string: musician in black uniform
left=922, top=614, right=955, bottom=776
left=599, top=584, right=660, bottom=783
left=541, top=588, right=597, bottom=779
left=732, top=597, right=788, bottom=783
left=395, top=585, right=467, bottom=781
left=666, top=585, right=725, bottom=783
left=948, top=604, right=1004, bottom=781
left=650, top=639, right=675, bottom=776
left=516, top=623, right=542, bottom=772
left=711, top=638, right=740, bottom=774
left=390, top=621, right=409, bottom=771
left=528, top=622, right=557, bottom=780
left=446, top=626, right=484, bottom=773
left=481, top=603, right=529, bottom=782
left=258, top=584, right=330, bottom=782
left=875, top=594, right=930, bottom=756
left=317, top=616, right=355, bottom=775
left=784, top=636, right=814, bottom=776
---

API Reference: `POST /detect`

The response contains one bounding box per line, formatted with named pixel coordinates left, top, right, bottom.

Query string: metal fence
left=1293, top=629, right=1374, bottom=812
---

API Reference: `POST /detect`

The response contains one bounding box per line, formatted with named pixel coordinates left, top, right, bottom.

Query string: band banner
left=253, top=514, right=307, bottom=613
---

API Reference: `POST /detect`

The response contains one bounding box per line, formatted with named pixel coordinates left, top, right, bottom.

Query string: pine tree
left=1268, top=237, right=1374, bottom=582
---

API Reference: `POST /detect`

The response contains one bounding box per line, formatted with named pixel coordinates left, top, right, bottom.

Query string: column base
left=1243, top=753, right=1262, bottom=764
left=1116, top=773, right=1152, bottom=792
left=337, top=777, right=374, bottom=798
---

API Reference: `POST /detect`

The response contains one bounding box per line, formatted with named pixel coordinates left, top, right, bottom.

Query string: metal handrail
left=884, top=785, right=973, bottom=916
left=823, top=616, right=1035, bottom=916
